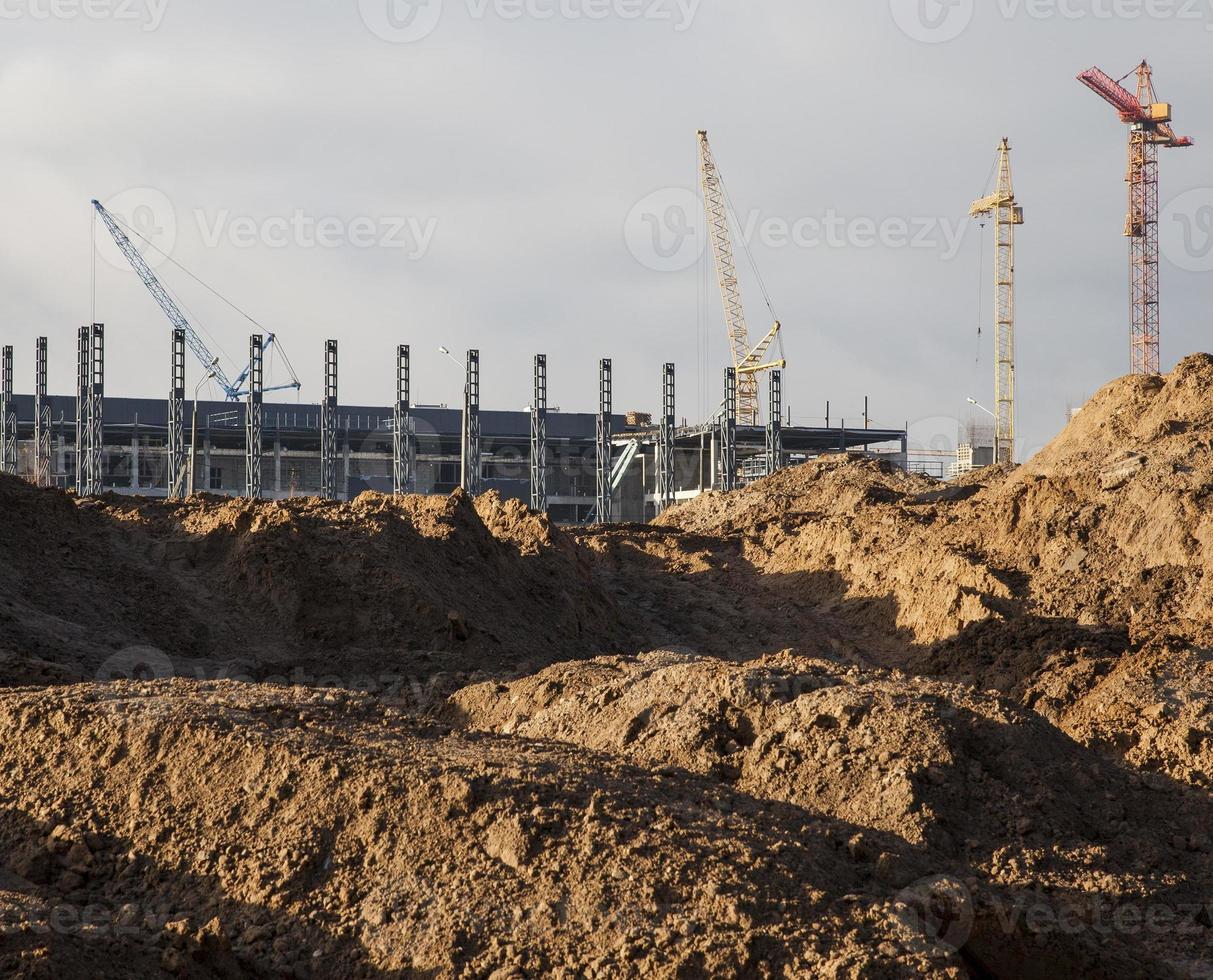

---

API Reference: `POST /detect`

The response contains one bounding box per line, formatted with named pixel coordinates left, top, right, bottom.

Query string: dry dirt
left=4, top=355, right=1213, bottom=977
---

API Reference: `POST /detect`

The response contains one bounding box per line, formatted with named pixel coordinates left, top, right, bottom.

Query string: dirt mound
left=0, top=680, right=974, bottom=979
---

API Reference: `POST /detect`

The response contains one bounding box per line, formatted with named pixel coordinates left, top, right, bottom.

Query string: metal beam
left=1, top=345, right=14, bottom=477
left=87, top=324, right=105, bottom=495
left=462, top=349, right=481, bottom=495
left=596, top=358, right=612, bottom=523
left=530, top=353, right=547, bottom=513
left=657, top=362, right=676, bottom=514
left=719, top=367, right=737, bottom=491
left=245, top=334, right=263, bottom=498
left=76, top=327, right=88, bottom=494
left=321, top=339, right=338, bottom=499
left=168, top=328, right=186, bottom=498
left=393, top=344, right=413, bottom=495
left=765, top=368, right=783, bottom=476
left=34, top=338, right=51, bottom=487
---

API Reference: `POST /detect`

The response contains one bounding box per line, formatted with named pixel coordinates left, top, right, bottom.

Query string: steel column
left=168, top=329, right=186, bottom=497
left=719, top=367, right=737, bottom=491
left=657, top=362, right=676, bottom=513
left=245, top=334, right=263, bottom=498
left=462, top=349, right=481, bottom=495
left=530, top=354, right=547, bottom=513
left=1, top=346, right=14, bottom=477
left=765, top=369, right=783, bottom=475
left=596, top=358, right=612, bottom=523
left=321, top=340, right=338, bottom=499
left=393, top=344, right=413, bottom=495
left=76, top=327, right=88, bottom=494
left=34, top=338, right=51, bottom=487
left=86, top=324, right=105, bottom=495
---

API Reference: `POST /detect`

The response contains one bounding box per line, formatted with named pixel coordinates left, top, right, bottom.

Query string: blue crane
left=91, top=199, right=301, bottom=401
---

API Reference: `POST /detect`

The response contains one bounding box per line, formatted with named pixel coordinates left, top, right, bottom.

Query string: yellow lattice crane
left=697, top=130, right=784, bottom=427
left=969, top=139, right=1023, bottom=465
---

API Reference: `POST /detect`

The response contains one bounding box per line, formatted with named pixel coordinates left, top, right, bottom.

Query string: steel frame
left=765, top=369, right=783, bottom=475
left=76, top=326, right=88, bottom=494
left=168, top=329, right=186, bottom=498
left=87, top=324, right=104, bottom=495
left=719, top=367, right=737, bottom=491
left=1, top=346, right=14, bottom=477
left=657, top=362, right=676, bottom=513
left=530, top=353, right=547, bottom=513
left=462, top=349, right=481, bottom=495
left=393, top=344, right=413, bottom=495
left=596, top=358, right=612, bottom=523
left=1127, top=126, right=1160, bottom=375
left=321, top=340, right=338, bottom=499
left=246, top=334, right=263, bottom=498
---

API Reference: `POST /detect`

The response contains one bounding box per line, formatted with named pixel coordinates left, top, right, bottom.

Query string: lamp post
left=966, top=397, right=996, bottom=419
left=439, top=347, right=469, bottom=490
left=188, top=364, right=218, bottom=496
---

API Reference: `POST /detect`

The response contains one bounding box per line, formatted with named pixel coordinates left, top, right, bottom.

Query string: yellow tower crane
left=969, top=138, right=1023, bottom=466
left=697, top=130, right=784, bottom=427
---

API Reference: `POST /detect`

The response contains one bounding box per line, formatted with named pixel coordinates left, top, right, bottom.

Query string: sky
left=0, top=0, right=1210, bottom=461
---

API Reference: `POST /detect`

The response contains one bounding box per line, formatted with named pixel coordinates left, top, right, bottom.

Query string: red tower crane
left=1078, top=61, right=1193, bottom=375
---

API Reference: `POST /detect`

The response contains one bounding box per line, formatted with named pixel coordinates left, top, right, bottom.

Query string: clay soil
left=5, top=356, right=1213, bottom=977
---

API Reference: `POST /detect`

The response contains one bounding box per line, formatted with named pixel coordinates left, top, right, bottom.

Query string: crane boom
left=697, top=130, right=782, bottom=426
left=969, top=138, right=1022, bottom=466
left=91, top=199, right=300, bottom=400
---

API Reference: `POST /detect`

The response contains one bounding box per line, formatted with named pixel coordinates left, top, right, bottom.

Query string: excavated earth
left=5, top=355, right=1213, bottom=977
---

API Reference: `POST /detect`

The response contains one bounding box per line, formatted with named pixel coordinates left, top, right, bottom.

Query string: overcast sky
left=0, top=0, right=1209, bottom=459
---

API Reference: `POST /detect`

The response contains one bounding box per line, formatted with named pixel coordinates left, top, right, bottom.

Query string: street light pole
left=438, top=346, right=469, bottom=490
left=188, top=366, right=217, bottom=496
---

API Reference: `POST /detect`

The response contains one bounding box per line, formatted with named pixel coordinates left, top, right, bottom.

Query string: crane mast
left=969, top=139, right=1023, bottom=466
left=697, top=130, right=783, bottom=426
left=1078, top=61, right=1193, bottom=375
left=91, top=199, right=300, bottom=400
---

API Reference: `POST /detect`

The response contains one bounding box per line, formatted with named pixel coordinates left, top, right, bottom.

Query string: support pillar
left=657, top=362, right=676, bottom=514
left=34, top=338, right=51, bottom=488
left=765, top=369, right=783, bottom=476
left=76, top=327, right=88, bottom=494
left=461, top=349, right=481, bottom=495
left=1, top=345, right=15, bottom=477
left=246, top=334, right=263, bottom=498
left=393, top=344, right=413, bottom=495
left=530, top=354, right=547, bottom=513
left=321, top=340, right=338, bottom=499
left=168, top=328, right=186, bottom=498
left=596, top=358, right=612, bottom=523
left=719, top=367, right=737, bottom=491
left=87, top=324, right=104, bottom=495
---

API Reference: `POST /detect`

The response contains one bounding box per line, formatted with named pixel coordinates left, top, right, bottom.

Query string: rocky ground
left=4, top=355, right=1213, bottom=976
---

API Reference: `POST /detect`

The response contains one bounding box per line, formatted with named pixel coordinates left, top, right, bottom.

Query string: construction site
left=1, top=27, right=1212, bottom=980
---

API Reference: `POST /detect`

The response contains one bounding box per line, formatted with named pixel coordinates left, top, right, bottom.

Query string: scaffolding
left=719, top=367, right=737, bottom=491
left=245, top=334, right=263, bottom=499
left=321, top=339, right=338, bottom=499
left=766, top=369, right=783, bottom=476
left=168, top=329, right=186, bottom=498
left=462, top=349, right=481, bottom=495
left=86, top=324, right=105, bottom=495
left=76, top=327, right=88, bottom=494
left=530, top=353, right=547, bottom=513
left=597, top=358, right=612, bottom=523
left=393, top=344, right=413, bottom=495
left=1, top=346, right=14, bottom=477
left=657, top=363, right=676, bottom=513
